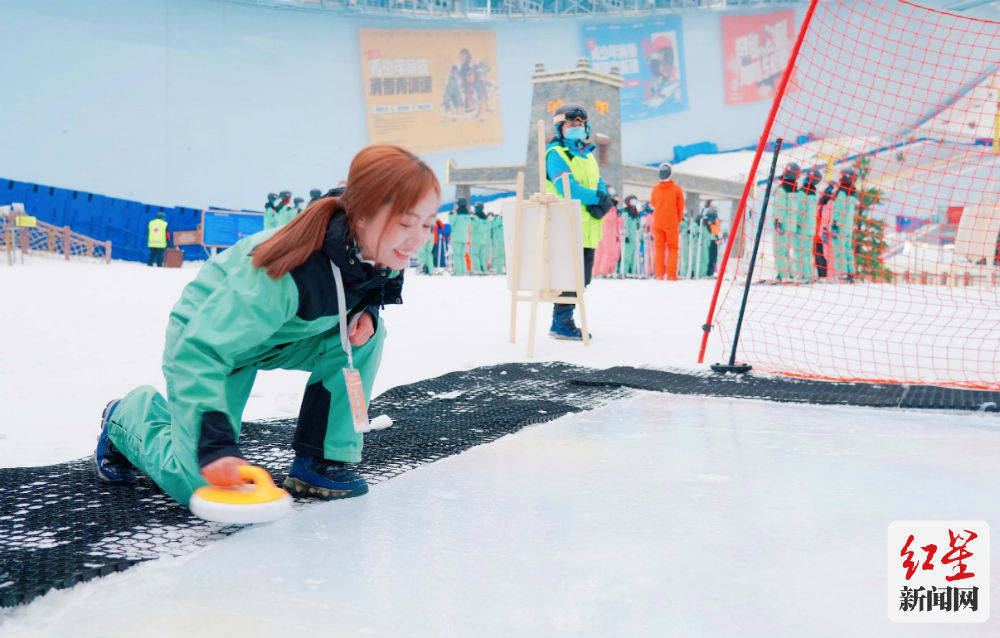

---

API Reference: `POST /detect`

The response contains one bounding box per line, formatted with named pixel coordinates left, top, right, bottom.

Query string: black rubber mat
left=3, top=361, right=995, bottom=609
left=0, top=362, right=628, bottom=608
left=571, top=366, right=1000, bottom=412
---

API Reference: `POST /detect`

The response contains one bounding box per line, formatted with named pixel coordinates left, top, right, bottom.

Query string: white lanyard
left=331, top=261, right=371, bottom=434
left=330, top=262, right=363, bottom=369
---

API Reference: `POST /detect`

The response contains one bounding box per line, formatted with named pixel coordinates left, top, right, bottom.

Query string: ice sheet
left=3, top=393, right=999, bottom=637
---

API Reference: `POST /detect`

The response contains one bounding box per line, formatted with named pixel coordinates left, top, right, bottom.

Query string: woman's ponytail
left=252, top=196, right=341, bottom=279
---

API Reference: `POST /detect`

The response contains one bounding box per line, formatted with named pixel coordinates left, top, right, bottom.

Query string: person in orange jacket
left=649, top=163, right=685, bottom=280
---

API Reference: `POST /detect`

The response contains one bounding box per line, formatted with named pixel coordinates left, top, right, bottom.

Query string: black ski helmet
left=801, top=167, right=823, bottom=195
left=780, top=162, right=801, bottom=193
left=658, top=163, right=673, bottom=181
left=553, top=104, right=589, bottom=137
left=818, top=182, right=838, bottom=207
left=839, top=165, right=858, bottom=191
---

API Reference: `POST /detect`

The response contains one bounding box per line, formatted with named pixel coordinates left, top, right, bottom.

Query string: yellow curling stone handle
left=194, top=465, right=289, bottom=505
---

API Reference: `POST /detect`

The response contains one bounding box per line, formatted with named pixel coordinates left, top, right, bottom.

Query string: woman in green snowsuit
left=94, top=146, right=441, bottom=506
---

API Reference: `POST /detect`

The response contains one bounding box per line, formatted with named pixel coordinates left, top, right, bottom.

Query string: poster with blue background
left=582, top=17, right=688, bottom=122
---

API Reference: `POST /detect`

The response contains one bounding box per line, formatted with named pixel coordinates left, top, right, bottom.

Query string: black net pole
left=712, top=138, right=784, bottom=374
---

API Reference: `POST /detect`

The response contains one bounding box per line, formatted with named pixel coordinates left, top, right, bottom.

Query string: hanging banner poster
left=581, top=17, right=688, bottom=122
left=721, top=10, right=796, bottom=105
left=359, top=29, right=503, bottom=153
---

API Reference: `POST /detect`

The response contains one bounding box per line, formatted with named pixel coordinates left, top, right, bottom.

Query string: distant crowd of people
left=416, top=198, right=505, bottom=275
left=769, top=162, right=860, bottom=283
left=410, top=192, right=723, bottom=282
left=591, top=192, right=722, bottom=281
left=263, top=189, right=325, bottom=229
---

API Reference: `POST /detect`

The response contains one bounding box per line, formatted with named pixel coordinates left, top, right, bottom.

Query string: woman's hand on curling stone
left=201, top=455, right=246, bottom=487
left=349, top=311, right=375, bottom=347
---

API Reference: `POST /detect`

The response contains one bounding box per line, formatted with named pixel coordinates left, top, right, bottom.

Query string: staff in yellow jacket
left=147, top=211, right=169, bottom=267
left=545, top=104, right=614, bottom=340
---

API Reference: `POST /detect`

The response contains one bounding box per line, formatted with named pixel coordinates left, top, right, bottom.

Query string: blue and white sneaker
left=284, top=454, right=368, bottom=500
left=94, top=399, right=137, bottom=484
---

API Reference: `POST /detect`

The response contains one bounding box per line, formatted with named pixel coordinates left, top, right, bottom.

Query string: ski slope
left=3, top=392, right=999, bottom=637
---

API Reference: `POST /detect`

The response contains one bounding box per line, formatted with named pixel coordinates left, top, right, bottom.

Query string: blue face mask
left=563, top=126, right=587, bottom=142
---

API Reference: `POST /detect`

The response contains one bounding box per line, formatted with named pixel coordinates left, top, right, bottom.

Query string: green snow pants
left=491, top=241, right=505, bottom=273
left=470, top=243, right=489, bottom=273
left=108, top=321, right=387, bottom=506
left=831, top=229, right=856, bottom=278
left=450, top=221, right=469, bottom=275
left=774, top=228, right=792, bottom=280
left=788, top=229, right=813, bottom=281
left=618, top=237, right=638, bottom=276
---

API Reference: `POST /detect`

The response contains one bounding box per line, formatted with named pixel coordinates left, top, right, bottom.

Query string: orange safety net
left=705, top=0, right=1000, bottom=390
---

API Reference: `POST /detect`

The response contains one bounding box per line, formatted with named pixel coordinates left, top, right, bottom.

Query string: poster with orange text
left=360, top=29, right=503, bottom=153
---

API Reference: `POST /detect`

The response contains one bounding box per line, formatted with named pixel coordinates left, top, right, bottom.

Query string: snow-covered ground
left=0, top=258, right=723, bottom=467
left=4, top=392, right=999, bottom=637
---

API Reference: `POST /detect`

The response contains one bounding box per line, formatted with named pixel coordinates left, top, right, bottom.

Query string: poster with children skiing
left=360, top=29, right=503, bottom=153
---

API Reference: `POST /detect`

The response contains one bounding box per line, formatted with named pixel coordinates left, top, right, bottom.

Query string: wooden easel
left=508, top=120, right=590, bottom=358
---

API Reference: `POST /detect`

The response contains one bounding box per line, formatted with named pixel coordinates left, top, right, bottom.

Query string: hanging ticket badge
left=343, top=367, right=370, bottom=434
left=332, top=263, right=371, bottom=434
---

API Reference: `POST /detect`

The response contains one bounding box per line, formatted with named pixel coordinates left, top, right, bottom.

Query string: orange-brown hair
left=252, top=145, right=440, bottom=279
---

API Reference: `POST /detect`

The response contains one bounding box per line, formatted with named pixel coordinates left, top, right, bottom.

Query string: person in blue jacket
left=544, top=104, right=614, bottom=340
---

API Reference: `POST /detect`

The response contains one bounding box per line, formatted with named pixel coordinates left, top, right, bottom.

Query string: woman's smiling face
left=355, top=188, right=440, bottom=270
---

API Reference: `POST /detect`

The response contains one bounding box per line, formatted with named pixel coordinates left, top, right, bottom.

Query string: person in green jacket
left=771, top=163, right=800, bottom=282
left=677, top=212, right=690, bottom=279
left=449, top=198, right=471, bottom=275
left=94, top=145, right=441, bottom=506
left=469, top=202, right=490, bottom=274
left=828, top=166, right=859, bottom=281
left=794, top=167, right=823, bottom=281
left=275, top=190, right=297, bottom=227
left=489, top=212, right=505, bottom=273
left=619, top=196, right=641, bottom=277
left=263, top=193, right=280, bottom=229
left=692, top=208, right=715, bottom=278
